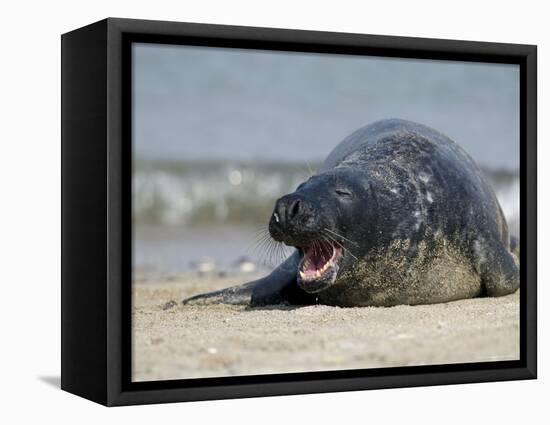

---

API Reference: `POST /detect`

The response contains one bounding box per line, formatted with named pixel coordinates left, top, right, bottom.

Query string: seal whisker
left=265, top=239, right=277, bottom=267
left=321, top=231, right=359, bottom=261
left=273, top=243, right=282, bottom=265
left=252, top=232, right=269, bottom=244
left=303, top=158, right=315, bottom=178
left=268, top=239, right=287, bottom=267
left=253, top=224, right=269, bottom=233
left=275, top=242, right=288, bottom=265
left=323, top=228, right=359, bottom=246
left=249, top=232, right=271, bottom=253
left=250, top=232, right=271, bottom=255
left=251, top=232, right=281, bottom=268
left=272, top=241, right=282, bottom=265
left=253, top=227, right=270, bottom=239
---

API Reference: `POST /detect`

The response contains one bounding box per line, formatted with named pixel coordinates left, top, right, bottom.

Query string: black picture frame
left=61, top=17, right=537, bottom=406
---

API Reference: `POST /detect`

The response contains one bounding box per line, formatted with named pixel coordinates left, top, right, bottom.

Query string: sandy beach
left=132, top=272, right=519, bottom=382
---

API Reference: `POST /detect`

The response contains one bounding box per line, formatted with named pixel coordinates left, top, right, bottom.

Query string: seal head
left=269, top=167, right=375, bottom=293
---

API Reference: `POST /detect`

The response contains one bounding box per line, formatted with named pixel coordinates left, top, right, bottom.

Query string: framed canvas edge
left=91, top=18, right=536, bottom=406
left=61, top=18, right=110, bottom=406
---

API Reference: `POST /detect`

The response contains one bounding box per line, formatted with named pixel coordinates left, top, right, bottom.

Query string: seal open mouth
left=297, top=241, right=343, bottom=293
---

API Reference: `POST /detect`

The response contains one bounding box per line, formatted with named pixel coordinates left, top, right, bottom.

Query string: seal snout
left=269, top=194, right=317, bottom=245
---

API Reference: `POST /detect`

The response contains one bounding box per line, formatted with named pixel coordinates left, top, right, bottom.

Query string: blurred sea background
left=132, top=43, right=520, bottom=276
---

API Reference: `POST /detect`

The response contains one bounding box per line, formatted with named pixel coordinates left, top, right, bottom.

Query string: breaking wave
left=133, top=159, right=519, bottom=234
left=133, top=159, right=313, bottom=226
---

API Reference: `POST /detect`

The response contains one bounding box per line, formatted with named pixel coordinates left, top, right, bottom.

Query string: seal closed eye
left=183, top=119, right=519, bottom=307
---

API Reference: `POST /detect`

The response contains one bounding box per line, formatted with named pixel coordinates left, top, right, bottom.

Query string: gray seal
left=183, top=119, right=519, bottom=307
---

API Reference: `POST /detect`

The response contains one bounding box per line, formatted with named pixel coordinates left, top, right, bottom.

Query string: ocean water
left=132, top=43, right=520, bottom=274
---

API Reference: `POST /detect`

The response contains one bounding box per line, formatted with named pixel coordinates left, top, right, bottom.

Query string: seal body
left=184, top=119, right=519, bottom=307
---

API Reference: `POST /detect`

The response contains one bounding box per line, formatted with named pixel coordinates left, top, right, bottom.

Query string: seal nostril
left=289, top=199, right=301, bottom=220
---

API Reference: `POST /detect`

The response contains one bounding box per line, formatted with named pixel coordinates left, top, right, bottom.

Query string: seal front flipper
left=472, top=237, right=520, bottom=297
left=182, top=252, right=316, bottom=306
left=251, top=252, right=317, bottom=306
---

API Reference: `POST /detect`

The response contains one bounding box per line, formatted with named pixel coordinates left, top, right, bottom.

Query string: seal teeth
left=299, top=242, right=341, bottom=281
left=320, top=259, right=332, bottom=274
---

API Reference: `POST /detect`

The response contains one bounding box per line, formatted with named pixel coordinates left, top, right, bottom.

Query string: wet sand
left=132, top=272, right=519, bottom=382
